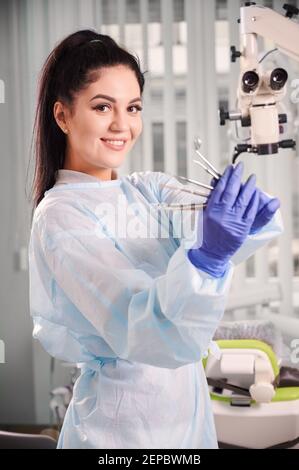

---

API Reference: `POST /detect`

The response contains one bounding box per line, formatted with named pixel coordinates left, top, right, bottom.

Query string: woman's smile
left=100, top=138, right=127, bottom=151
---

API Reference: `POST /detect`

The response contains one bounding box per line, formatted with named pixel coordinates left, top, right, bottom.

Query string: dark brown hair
left=31, top=29, right=145, bottom=208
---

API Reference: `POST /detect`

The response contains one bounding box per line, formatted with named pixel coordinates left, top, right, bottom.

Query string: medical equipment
left=175, top=176, right=214, bottom=191
left=204, top=320, right=299, bottom=448
left=161, top=184, right=209, bottom=198
left=156, top=138, right=219, bottom=211
left=157, top=136, right=280, bottom=236
left=219, top=2, right=299, bottom=162
left=155, top=202, right=207, bottom=211
left=156, top=176, right=210, bottom=211
left=193, top=138, right=221, bottom=180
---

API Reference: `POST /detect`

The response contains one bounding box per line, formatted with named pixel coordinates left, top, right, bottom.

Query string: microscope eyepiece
left=270, top=68, right=288, bottom=91
left=242, top=71, right=260, bottom=93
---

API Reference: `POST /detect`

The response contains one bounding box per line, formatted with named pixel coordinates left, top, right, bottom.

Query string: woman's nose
left=109, top=110, right=130, bottom=131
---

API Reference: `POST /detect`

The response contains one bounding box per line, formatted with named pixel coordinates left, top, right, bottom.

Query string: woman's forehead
left=86, top=66, right=140, bottom=95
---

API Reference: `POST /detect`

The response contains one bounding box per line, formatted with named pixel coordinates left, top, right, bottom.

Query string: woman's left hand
left=249, top=190, right=280, bottom=234
left=211, top=169, right=280, bottom=235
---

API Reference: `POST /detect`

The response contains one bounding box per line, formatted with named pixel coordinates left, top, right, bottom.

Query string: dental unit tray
left=204, top=339, right=299, bottom=449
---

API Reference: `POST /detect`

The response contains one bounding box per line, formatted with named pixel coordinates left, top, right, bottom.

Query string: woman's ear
left=53, top=101, right=69, bottom=134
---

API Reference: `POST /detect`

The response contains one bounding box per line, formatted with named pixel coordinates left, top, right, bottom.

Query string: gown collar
left=55, top=169, right=121, bottom=188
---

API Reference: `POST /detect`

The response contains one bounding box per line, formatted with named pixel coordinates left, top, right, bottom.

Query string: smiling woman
left=53, top=64, right=143, bottom=177
left=31, top=30, right=145, bottom=207
left=28, top=29, right=282, bottom=450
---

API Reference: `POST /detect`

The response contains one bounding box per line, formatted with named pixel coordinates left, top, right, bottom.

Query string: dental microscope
left=219, top=2, right=299, bottom=162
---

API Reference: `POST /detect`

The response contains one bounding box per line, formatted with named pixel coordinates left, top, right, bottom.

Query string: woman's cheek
left=134, top=120, right=143, bottom=139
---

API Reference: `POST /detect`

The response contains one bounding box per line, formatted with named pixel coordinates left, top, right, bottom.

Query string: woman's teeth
left=104, top=140, right=125, bottom=146
left=101, top=139, right=127, bottom=151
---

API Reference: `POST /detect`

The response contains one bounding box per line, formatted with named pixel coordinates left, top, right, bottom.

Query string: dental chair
left=0, top=430, right=57, bottom=449
left=204, top=320, right=299, bottom=449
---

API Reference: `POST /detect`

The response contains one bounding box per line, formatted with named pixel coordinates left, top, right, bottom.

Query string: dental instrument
left=161, top=183, right=210, bottom=198
left=175, top=176, right=214, bottom=191
left=193, top=138, right=222, bottom=180
left=193, top=159, right=220, bottom=180
left=156, top=202, right=207, bottom=211
left=157, top=139, right=221, bottom=212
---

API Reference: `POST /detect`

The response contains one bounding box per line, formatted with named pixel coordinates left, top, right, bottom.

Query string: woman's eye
left=94, top=104, right=110, bottom=112
left=128, top=105, right=143, bottom=114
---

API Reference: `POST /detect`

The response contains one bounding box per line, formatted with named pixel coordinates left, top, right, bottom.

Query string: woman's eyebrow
left=90, top=94, right=142, bottom=104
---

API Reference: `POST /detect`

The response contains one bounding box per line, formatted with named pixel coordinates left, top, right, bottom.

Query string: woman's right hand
left=188, top=162, right=259, bottom=277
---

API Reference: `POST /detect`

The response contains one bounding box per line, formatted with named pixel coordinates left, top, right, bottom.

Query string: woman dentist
left=29, top=30, right=282, bottom=449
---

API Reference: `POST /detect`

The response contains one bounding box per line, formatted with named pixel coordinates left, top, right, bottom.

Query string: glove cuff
left=187, top=248, right=229, bottom=278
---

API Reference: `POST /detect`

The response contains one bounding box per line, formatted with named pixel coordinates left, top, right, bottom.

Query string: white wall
left=0, top=0, right=35, bottom=424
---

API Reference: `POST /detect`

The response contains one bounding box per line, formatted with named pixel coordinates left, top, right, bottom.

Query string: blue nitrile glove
left=210, top=176, right=280, bottom=235
left=188, top=162, right=259, bottom=277
left=249, top=190, right=280, bottom=234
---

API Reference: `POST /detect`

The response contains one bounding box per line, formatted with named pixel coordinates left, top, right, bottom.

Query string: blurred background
left=0, top=0, right=298, bottom=432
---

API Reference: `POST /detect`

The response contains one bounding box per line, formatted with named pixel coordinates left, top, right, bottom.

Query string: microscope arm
left=241, top=4, right=299, bottom=65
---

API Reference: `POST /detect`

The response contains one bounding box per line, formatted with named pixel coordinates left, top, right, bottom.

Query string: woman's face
left=54, top=65, right=143, bottom=179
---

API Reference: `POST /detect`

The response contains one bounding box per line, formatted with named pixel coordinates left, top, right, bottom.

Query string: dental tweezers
left=161, top=183, right=210, bottom=198
left=175, top=176, right=214, bottom=191
left=193, top=138, right=222, bottom=180
left=156, top=138, right=222, bottom=211
left=156, top=179, right=209, bottom=211
left=156, top=202, right=207, bottom=211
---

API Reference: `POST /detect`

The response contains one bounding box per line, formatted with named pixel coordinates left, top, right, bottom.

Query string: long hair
left=31, top=30, right=145, bottom=208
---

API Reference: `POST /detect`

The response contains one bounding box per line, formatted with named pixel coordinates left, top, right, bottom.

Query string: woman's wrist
left=187, top=247, right=229, bottom=278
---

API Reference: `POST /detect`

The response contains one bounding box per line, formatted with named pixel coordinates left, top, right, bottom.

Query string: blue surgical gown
left=29, top=169, right=283, bottom=448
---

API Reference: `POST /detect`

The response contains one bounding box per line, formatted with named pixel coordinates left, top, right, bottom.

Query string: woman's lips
left=101, top=139, right=127, bottom=151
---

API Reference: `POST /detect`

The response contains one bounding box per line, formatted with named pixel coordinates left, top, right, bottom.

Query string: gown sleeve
left=30, top=193, right=234, bottom=370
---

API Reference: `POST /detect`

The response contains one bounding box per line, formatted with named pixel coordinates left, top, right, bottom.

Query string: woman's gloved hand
left=188, top=162, right=259, bottom=277
left=210, top=174, right=280, bottom=235
left=188, top=163, right=281, bottom=276
left=250, top=190, right=280, bottom=234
